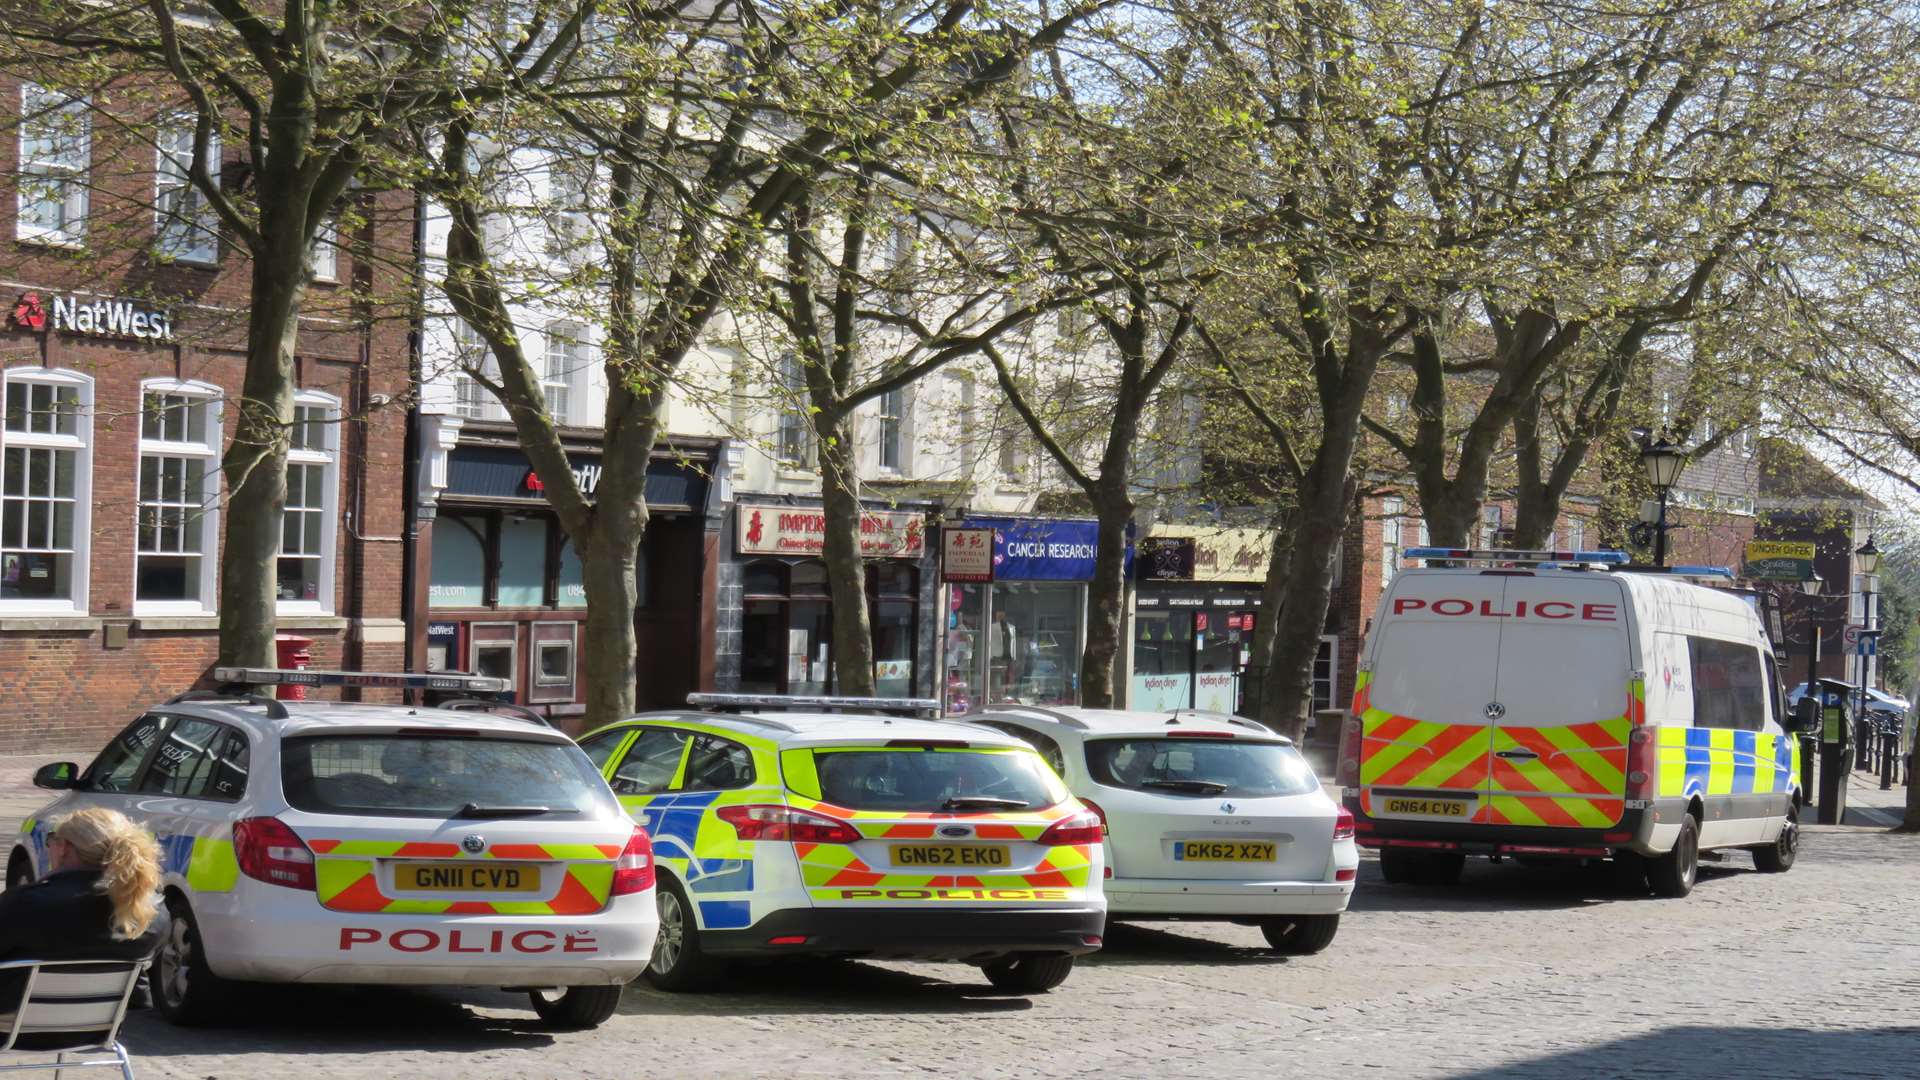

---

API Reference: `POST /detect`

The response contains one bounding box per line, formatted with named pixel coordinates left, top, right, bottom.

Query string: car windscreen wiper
left=454, top=803, right=553, bottom=818
left=941, top=796, right=1031, bottom=810
left=1141, top=779, right=1230, bottom=795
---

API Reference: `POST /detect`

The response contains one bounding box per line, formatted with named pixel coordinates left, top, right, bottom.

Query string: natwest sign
left=736, top=505, right=924, bottom=559
left=9, top=291, right=175, bottom=342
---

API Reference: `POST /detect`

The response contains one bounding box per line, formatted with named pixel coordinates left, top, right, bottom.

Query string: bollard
left=1884, top=729, right=1899, bottom=791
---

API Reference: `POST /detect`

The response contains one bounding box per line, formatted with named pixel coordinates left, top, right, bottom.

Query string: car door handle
left=1494, top=749, right=1540, bottom=761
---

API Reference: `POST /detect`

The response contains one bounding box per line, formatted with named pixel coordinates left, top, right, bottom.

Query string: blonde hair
left=50, top=808, right=163, bottom=941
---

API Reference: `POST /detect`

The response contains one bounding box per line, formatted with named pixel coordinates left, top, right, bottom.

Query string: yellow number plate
left=889, top=844, right=1010, bottom=868
left=1383, top=798, right=1472, bottom=818
left=393, top=862, right=542, bottom=893
left=1176, top=841, right=1276, bottom=862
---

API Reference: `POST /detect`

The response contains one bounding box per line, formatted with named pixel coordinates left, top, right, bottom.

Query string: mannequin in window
left=989, top=608, right=1020, bottom=701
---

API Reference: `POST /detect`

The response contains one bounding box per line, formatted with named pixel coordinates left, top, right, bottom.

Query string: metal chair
left=0, top=959, right=140, bottom=1078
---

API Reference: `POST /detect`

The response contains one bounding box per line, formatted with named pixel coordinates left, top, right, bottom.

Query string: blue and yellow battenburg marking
left=1654, top=727, right=1797, bottom=798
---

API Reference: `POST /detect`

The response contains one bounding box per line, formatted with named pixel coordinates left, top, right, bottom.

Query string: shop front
left=941, top=516, right=1107, bottom=714
left=723, top=499, right=935, bottom=698
left=413, top=421, right=719, bottom=719
left=1131, top=525, right=1336, bottom=716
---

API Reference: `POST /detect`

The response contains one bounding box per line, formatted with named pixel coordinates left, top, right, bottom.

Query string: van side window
left=1688, top=637, right=1766, bottom=732
left=1762, top=653, right=1783, bottom=729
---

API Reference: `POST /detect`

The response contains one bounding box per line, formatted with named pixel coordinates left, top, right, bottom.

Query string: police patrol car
left=1344, top=549, right=1804, bottom=897
left=578, top=694, right=1106, bottom=994
left=5, top=669, right=658, bottom=1029
left=958, top=707, right=1357, bottom=954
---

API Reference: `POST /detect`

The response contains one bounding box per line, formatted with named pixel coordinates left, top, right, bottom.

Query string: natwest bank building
left=0, top=73, right=413, bottom=750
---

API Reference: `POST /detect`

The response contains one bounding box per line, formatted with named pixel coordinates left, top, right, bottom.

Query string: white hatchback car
left=5, top=669, right=657, bottom=1030
left=960, top=707, right=1357, bottom=953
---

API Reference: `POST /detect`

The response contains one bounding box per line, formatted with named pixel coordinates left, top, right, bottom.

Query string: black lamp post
left=1853, top=537, right=1890, bottom=784
left=1639, top=437, right=1688, bottom=567
left=1797, top=574, right=1822, bottom=803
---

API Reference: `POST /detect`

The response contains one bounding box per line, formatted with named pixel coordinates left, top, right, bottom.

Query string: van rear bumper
left=702, top=906, right=1106, bottom=961
left=1345, top=794, right=1650, bottom=856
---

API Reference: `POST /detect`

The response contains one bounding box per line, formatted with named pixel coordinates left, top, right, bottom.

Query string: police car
left=5, top=669, right=657, bottom=1030
left=578, top=694, right=1106, bottom=994
left=958, top=707, right=1357, bottom=954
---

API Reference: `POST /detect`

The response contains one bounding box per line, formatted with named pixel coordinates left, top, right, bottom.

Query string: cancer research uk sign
left=736, top=505, right=925, bottom=558
left=10, top=291, right=176, bottom=342
left=967, top=517, right=1104, bottom=581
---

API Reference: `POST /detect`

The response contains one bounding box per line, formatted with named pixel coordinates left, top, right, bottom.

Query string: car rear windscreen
left=281, top=734, right=618, bottom=819
left=813, top=749, right=1065, bottom=812
left=1085, top=738, right=1319, bottom=798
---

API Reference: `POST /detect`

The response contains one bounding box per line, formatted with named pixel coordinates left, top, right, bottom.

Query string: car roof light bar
left=1405, top=547, right=1630, bottom=565
left=212, top=667, right=512, bottom=694
left=686, top=693, right=941, bottom=718
left=1612, top=565, right=1736, bottom=579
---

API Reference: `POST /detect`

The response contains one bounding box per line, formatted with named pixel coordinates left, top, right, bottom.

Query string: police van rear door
left=1360, top=572, right=1507, bottom=824
left=1482, top=575, right=1633, bottom=829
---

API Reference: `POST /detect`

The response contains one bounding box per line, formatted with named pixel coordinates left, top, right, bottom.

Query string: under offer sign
left=736, top=505, right=924, bottom=558
left=1744, top=540, right=1817, bottom=582
left=943, top=527, right=995, bottom=582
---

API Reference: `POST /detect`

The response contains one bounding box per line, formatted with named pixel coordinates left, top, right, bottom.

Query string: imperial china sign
left=736, top=505, right=924, bottom=559
left=9, top=291, right=176, bottom=342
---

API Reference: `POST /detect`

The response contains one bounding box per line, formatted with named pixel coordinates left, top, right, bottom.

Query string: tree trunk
left=1420, top=495, right=1479, bottom=550
left=578, top=522, right=641, bottom=724
left=1080, top=493, right=1134, bottom=709
left=1904, top=761, right=1920, bottom=831
left=1259, top=473, right=1356, bottom=742
left=217, top=250, right=305, bottom=669
left=818, top=417, right=876, bottom=696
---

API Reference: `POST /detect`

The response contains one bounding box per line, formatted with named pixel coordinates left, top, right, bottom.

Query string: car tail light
left=1335, top=868, right=1357, bottom=882
left=767, top=935, right=810, bottom=946
left=715, top=804, right=861, bottom=844
left=1038, top=809, right=1104, bottom=846
left=1077, top=798, right=1110, bottom=837
left=1335, top=712, right=1364, bottom=788
left=232, top=817, right=315, bottom=890
left=611, top=826, right=655, bottom=896
left=1333, top=807, right=1355, bottom=840
left=1625, top=726, right=1656, bottom=801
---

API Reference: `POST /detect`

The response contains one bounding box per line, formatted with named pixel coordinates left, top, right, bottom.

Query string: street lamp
left=1638, top=437, right=1688, bottom=567
left=1796, top=574, right=1822, bottom=804
left=1853, top=537, right=1889, bottom=785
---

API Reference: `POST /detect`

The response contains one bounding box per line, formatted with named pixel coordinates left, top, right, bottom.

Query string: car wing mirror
left=32, top=761, right=78, bottom=790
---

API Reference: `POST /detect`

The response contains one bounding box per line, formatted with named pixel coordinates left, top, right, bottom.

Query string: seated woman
left=0, top=807, right=169, bottom=1015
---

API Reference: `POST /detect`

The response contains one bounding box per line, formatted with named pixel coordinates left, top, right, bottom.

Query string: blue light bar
left=1667, top=566, right=1735, bottom=578
left=1404, top=547, right=1630, bottom=565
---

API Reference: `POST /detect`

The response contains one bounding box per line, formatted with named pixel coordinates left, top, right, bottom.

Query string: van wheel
left=1415, top=853, right=1465, bottom=886
left=1610, top=852, right=1649, bottom=895
left=529, top=985, right=623, bottom=1029
left=1379, top=849, right=1418, bottom=884
left=1261, top=914, right=1340, bottom=955
left=644, top=876, right=725, bottom=992
left=1753, top=807, right=1798, bottom=873
left=980, top=953, right=1074, bottom=993
left=1649, top=814, right=1700, bottom=898
left=154, top=894, right=236, bottom=1026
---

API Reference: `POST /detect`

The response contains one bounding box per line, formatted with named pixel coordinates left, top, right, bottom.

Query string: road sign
left=1857, top=638, right=1877, bottom=657
left=1844, top=624, right=1865, bottom=646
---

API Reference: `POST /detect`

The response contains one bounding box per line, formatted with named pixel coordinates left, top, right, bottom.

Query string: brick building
left=0, top=77, right=412, bottom=751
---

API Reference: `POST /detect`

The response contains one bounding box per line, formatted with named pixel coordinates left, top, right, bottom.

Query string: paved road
left=5, top=756, right=1917, bottom=1079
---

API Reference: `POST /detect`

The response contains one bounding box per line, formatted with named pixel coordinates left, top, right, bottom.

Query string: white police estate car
left=4, top=669, right=657, bottom=1030
left=958, top=707, right=1357, bottom=954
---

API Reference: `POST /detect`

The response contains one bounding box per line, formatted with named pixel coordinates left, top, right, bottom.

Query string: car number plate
left=1174, top=840, right=1276, bottom=862
left=1382, top=797, right=1472, bottom=818
left=889, top=844, right=1010, bottom=867
left=393, top=862, right=542, bottom=893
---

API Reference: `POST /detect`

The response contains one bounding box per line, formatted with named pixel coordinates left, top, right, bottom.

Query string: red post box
left=274, top=634, right=314, bottom=700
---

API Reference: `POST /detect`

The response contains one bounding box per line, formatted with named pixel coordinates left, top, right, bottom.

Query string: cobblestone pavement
left=4, top=755, right=1917, bottom=1080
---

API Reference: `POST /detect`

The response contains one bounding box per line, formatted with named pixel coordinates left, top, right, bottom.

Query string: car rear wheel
left=529, top=985, right=623, bottom=1029
left=980, top=953, right=1074, bottom=993
left=1753, top=806, right=1798, bottom=873
left=154, top=894, right=235, bottom=1026
left=6, top=851, right=32, bottom=892
left=644, top=876, right=724, bottom=992
left=1261, top=913, right=1340, bottom=955
left=1649, top=814, right=1700, bottom=898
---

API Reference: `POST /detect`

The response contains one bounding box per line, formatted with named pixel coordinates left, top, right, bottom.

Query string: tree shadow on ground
left=1436, top=1025, right=1920, bottom=1079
